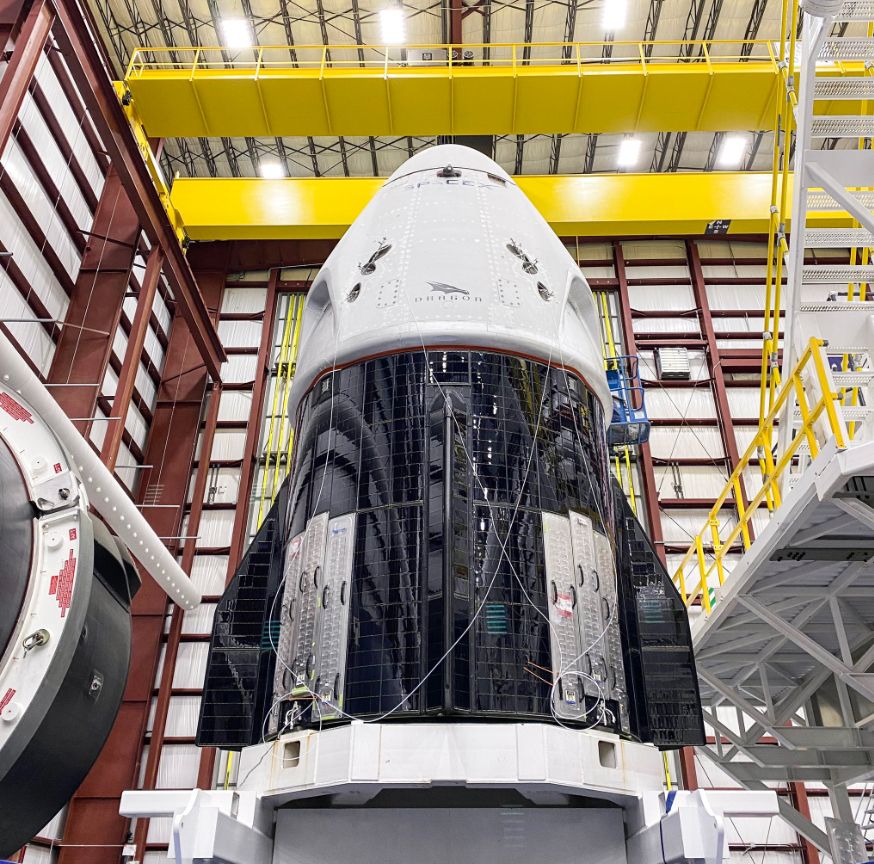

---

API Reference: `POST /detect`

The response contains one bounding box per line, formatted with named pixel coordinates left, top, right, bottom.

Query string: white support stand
left=121, top=724, right=778, bottom=864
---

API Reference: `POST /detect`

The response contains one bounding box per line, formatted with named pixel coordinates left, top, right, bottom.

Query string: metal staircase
left=672, top=1, right=874, bottom=859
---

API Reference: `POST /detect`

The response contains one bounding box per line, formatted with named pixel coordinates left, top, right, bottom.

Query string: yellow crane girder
left=123, top=40, right=863, bottom=139
left=170, top=172, right=851, bottom=241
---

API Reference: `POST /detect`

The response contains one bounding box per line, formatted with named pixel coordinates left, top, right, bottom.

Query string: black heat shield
left=196, top=476, right=704, bottom=750
left=611, top=479, right=705, bottom=749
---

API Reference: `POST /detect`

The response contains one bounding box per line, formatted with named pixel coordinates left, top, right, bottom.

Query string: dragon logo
left=428, top=281, right=469, bottom=296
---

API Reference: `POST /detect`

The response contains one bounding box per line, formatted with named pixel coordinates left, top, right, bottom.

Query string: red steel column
left=58, top=276, right=225, bottom=864
left=130, top=381, right=222, bottom=858
left=0, top=0, right=54, bottom=153
left=129, top=260, right=227, bottom=859
left=614, top=239, right=700, bottom=792
left=195, top=268, right=280, bottom=790
left=99, top=246, right=163, bottom=469
left=789, top=781, right=822, bottom=864
left=449, top=0, right=462, bottom=46
left=686, top=239, right=748, bottom=487
left=613, top=240, right=665, bottom=558
left=47, top=169, right=139, bottom=434
left=225, top=268, right=280, bottom=573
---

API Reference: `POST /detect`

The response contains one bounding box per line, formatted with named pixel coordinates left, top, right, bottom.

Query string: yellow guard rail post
left=672, top=338, right=848, bottom=615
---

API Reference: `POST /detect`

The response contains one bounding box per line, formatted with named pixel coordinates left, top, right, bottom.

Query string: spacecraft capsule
left=198, top=146, right=704, bottom=750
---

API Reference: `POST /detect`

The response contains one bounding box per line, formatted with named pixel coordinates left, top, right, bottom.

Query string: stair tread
left=814, top=77, right=874, bottom=100
left=810, top=116, right=874, bottom=137
left=832, top=371, right=874, bottom=384
left=801, top=300, right=874, bottom=310
left=820, top=38, right=874, bottom=61
left=802, top=266, right=874, bottom=282
left=793, top=405, right=872, bottom=420
left=807, top=190, right=874, bottom=211
left=804, top=228, right=874, bottom=247
left=836, top=0, right=874, bottom=20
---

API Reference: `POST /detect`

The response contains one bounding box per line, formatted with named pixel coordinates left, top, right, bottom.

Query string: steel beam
left=687, top=238, right=753, bottom=534
left=100, top=246, right=163, bottom=469
left=132, top=376, right=223, bottom=860
left=195, top=268, right=280, bottom=790
left=58, top=266, right=224, bottom=864
left=46, top=169, right=139, bottom=436
left=49, top=0, right=225, bottom=379
left=612, top=240, right=665, bottom=557
left=170, top=172, right=854, bottom=242
left=0, top=0, right=54, bottom=153
left=739, top=596, right=874, bottom=703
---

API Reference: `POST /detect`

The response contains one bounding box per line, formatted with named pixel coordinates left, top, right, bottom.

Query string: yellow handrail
left=759, top=0, right=799, bottom=428
left=673, top=338, right=847, bottom=614
left=124, top=39, right=781, bottom=79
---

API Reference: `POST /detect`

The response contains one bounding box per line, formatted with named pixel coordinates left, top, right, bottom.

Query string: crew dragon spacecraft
left=198, top=145, right=705, bottom=752
left=0, top=139, right=723, bottom=862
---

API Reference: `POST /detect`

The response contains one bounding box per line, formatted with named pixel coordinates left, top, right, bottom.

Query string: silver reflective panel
left=312, top=513, right=356, bottom=721
left=270, top=528, right=306, bottom=734
left=568, top=511, right=606, bottom=705
left=542, top=512, right=587, bottom=721
left=544, top=510, right=630, bottom=729
left=593, top=530, right=630, bottom=733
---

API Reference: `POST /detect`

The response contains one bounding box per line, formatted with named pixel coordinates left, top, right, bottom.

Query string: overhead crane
left=169, top=171, right=859, bottom=241
left=121, top=39, right=869, bottom=140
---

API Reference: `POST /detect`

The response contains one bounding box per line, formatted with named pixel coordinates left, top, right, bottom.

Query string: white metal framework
left=688, top=2, right=874, bottom=860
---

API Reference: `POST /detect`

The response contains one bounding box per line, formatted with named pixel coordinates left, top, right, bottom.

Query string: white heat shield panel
left=567, top=512, right=606, bottom=705
left=312, top=513, right=356, bottom=721
left=541, top=512, right=587, bottom=721
left=269, top=528, right=306, bottom=734
left=544, top=511, right=630, bottom=731
left=593, top=530, right=630, bottom=733
left=289, top=513, right=329, bottom=696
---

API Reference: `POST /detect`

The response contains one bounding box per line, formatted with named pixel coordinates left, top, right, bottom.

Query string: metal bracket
left=32, top=471, right=78, bottom=513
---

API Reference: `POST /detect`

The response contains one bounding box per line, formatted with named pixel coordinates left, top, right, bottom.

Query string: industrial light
left=602, top=0, right=626, bottom=31
left=617, top=137, right=641, bottom=168
left=716, top=135, right=747, bottom=168
left=379, top=7, right=406, bottom=44
left=219, top=17, right=253, bottom=49
left=260, top=161, right=285, bottom=179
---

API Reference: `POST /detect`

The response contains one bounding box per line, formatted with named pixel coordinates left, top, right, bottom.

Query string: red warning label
left=49, top=549, right=76, bottom=617
left=555, top=592, right=574, bottom=619
left=0, top=393, right=33, bottom=423
left=0, top=688, right=15, bottom=712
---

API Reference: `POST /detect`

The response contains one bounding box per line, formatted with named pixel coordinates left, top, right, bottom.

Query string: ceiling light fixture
left=219, top=17, right=253, bottom=49
left=716, top=135, right=747, bottom=168
left=260, top=161, right=285, bottom=179
left=379, top=7, right=406, bottom=44
left=617, top=137, right=641, bottom=168
left=602, top=0, right=626, bottom=31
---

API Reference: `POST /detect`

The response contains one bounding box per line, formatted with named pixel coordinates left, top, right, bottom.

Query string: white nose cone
left=386, top=143, right=513, bottom=184
left=289, top=144, right=610, bottom=421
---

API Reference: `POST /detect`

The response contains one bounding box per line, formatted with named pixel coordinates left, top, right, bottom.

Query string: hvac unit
left=655, top=346, right=691, bottom=380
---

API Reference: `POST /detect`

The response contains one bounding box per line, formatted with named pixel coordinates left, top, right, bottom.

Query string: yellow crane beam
left=170, top=171, right=851, bottom=241
left=123, top=40, right=863, bottom=139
